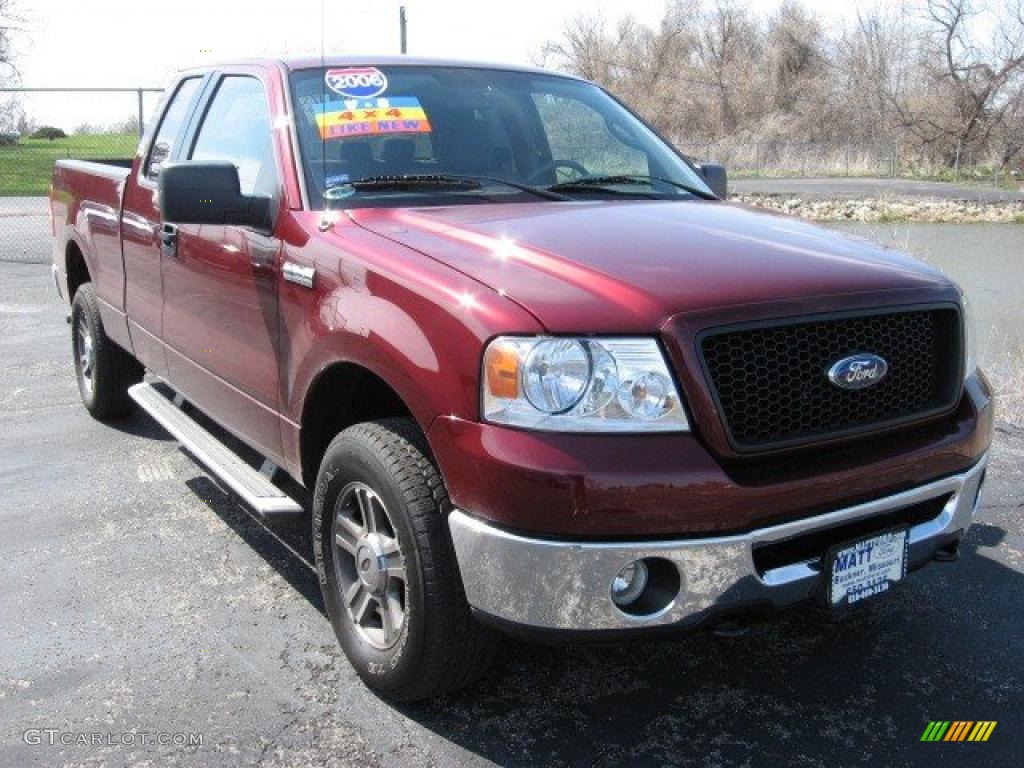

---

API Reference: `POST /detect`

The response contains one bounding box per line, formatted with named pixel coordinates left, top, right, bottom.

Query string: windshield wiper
left=327, top=174, right=569, bottom=201
left=335, top=174, right=482, bottom=191
left=460, top=175, right=571, bottom=201
left=549, top=174, right=714, bottom=199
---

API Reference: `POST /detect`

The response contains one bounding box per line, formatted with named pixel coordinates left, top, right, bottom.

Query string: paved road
left=732, top=176, right=1024, bottom=202
left=1, top=261, right=1022, bottom=768
left=0, top=198, right=50, bottom=264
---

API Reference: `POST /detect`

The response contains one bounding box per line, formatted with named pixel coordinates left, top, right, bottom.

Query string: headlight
left=960, top=289, right=977, bottom=381
left=482, top=336, right=690, bottom=432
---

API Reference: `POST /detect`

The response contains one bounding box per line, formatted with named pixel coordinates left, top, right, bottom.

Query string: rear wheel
left=313, top=418, right=499, bottom=701
left=71, top=283, right=143, bottom=420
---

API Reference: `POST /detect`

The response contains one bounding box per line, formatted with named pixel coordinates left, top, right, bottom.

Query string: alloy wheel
left=332, top=482, right=408, bottom=649
left=74, top=312, right=95, bottom=395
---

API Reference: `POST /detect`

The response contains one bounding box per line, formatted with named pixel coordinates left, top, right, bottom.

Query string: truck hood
left=347, top=200, right=952, bottom=332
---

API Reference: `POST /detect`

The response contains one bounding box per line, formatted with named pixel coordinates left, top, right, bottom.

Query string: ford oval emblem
left=827, top=354, right=888, bottom=390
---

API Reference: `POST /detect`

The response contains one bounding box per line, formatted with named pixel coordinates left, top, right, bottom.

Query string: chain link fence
left=0, top=88, right=162, bottom=264
left=694, top=138, right=1019, bottom=185
left=695, top=139, right=902, bottom=178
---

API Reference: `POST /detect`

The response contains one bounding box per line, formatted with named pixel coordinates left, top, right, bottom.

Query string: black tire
left=71, top=283, right=144, bottom=420
left=313, top=418, right=499, bottom=701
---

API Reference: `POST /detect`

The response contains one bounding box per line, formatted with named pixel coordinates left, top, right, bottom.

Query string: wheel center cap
left=355, top=535, right=386, bottom=592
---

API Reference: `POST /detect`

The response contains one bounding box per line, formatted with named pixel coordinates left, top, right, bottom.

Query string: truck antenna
left=320, top=0, right=326, bottom=201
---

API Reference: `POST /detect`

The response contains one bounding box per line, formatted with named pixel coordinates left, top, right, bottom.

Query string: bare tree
left=694, top=0, right=760, bottom=136
left=0, top=0, right=20, bottom=75
left=889, top=0, right=1024, bottom=163
left=765, top=1, right=825, bottom=113
left=539, top=13, right=615, bottom=83
left=0, top=0, right=24, bottom=134
left=538, top=2, right=702, bottom=139
left=993, top=80, right=1024, bottom=166
left=540, top=0, right=1024, bottom=169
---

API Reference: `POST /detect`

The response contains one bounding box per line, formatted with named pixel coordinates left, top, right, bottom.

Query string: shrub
left=31, top=126, right=67, bottom=141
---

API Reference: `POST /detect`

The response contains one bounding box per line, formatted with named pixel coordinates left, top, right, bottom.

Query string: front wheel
left=313, top=419, right=499, bottom=701
left=71, top=283, right=143, bottom=420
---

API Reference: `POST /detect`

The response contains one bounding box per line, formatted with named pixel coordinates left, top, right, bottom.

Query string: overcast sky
left=7, top=0, right=864, bottom=130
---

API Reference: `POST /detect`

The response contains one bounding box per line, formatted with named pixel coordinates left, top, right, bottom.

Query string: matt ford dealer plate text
left=828, top=527, right=909, bottom=607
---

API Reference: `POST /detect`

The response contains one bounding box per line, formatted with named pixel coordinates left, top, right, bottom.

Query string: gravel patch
left=731, top=194, right=1024, bottom=223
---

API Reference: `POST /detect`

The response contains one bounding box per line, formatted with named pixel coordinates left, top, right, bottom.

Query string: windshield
left=288, top=65, right=713, bottom=209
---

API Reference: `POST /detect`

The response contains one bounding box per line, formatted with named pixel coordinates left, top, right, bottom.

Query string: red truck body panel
left=51, top=162, right=133, bottom=350
left=429, top=376, right=991, bottom=537
left=348, top=200, right=952, bottom=333
left=50, top=57, right=992, bottom=540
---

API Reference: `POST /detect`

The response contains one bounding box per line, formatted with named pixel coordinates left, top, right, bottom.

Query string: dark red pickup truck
left=51, top=57, right=992, bottom=700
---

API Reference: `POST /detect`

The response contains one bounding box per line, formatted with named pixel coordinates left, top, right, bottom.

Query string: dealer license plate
left=827, top=527, right=908, bottom=607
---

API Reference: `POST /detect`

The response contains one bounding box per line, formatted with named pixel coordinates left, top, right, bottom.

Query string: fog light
left=611, top=560, right=649, bottom=606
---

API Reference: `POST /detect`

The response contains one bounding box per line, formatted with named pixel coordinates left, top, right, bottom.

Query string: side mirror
left=697, top=163, right=727, bottom=199
left=159, top=162, right=271, bottom=231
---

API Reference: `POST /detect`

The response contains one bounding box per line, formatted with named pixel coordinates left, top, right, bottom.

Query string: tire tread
left=72, top=283, right=143, bottom=420
left=321, top=418, right=498, bottom=700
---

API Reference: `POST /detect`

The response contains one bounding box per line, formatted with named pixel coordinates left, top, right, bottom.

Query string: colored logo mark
left=920, top=721, right=997, bottom=742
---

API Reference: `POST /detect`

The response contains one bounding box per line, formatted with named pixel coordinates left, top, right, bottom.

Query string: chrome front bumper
left=448, top=456, right=988, bottom=632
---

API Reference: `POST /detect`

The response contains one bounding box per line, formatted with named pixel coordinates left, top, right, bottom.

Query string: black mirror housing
left=159, top=162, right=272, bottom=231
left=698, top=163, right=727, bottom=199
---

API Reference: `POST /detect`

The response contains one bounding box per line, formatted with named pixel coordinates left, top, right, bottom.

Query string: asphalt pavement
left=0, top=197, right=50, bottom=263
left=1, top=258, right=1022, bottom=768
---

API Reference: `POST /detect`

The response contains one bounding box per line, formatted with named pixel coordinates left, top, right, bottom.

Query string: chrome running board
left=129, top=382, right=303, bottom=518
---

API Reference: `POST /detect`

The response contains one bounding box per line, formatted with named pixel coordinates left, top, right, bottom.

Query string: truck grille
left=698, top=307, right=962, bottom=451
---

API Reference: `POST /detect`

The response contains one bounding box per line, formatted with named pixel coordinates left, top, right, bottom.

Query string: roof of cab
left=280, top=55, right=582, bottom=80
left=173, top=56, right=585, bottom=85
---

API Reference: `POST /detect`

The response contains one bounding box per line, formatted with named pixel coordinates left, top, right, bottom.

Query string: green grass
left=1014, top=213, right=1024, bottom=224
left=0, top=133, right=138, bottom=196
left=875, top=210, right=911, bottom=223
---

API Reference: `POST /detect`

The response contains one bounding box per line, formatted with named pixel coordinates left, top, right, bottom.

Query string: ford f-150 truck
left=51, top=57, right=992, bottom=701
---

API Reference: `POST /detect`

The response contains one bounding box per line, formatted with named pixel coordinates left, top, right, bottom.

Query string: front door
left=160, top=73, right=285, bottom=460
left=123, top=75, right=204, bottom=374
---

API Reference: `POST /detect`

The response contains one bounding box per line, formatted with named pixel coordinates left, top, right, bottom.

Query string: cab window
left=189, top=76, right=278, bottom=198
left=144, top=77, right=202, bottom=180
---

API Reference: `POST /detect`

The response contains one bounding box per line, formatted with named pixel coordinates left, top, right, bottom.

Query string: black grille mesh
left=699, top=308, right=961, bottom=450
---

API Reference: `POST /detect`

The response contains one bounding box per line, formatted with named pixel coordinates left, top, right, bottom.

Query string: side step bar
left=129, top=382, right=303, bottom=518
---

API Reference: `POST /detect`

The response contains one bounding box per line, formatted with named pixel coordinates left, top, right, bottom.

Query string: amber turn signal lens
left=484, top=341, right=520, bottom=398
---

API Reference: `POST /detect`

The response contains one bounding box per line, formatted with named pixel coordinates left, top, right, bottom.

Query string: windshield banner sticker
left=324, top=67, right=388, bottom=98
left=315, top=97, right=432, bottom=139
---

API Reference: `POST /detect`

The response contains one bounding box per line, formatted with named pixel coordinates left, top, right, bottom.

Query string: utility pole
left=399, top=6, right=407, bottom=54
left=137, top=89, right=145, bottom=137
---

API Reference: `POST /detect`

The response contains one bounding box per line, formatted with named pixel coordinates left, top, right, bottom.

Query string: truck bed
left=51, top=158, right=133, bottom=347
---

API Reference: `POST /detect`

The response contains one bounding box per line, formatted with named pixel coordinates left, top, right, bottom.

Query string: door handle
left=159, top=223, right=178, bottom=257
left=283, top=261, right=315, bottom=288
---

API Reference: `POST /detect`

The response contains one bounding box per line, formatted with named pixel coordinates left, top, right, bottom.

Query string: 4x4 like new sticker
left=325, top=67, right=388, bottom=98
left=315, top=97, right=431, bottom=139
